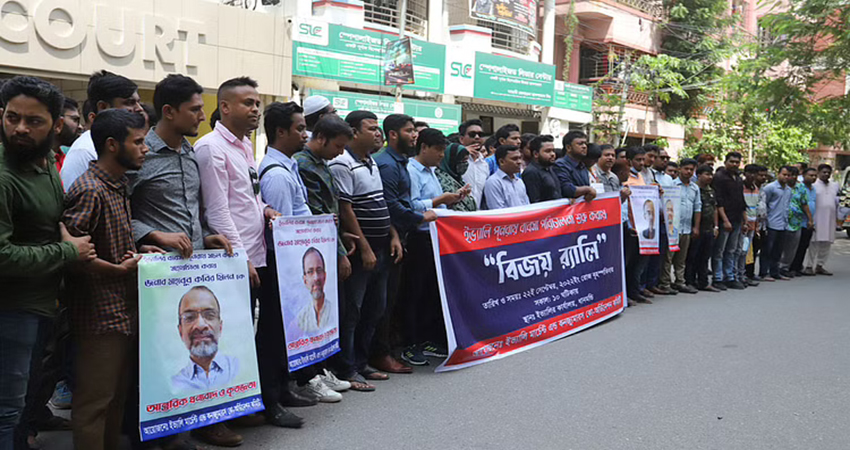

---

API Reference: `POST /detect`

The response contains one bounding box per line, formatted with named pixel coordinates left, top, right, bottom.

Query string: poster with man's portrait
left=138, top=250, right=262, bottom=441
left=628, top=185, right=660, bottom=255
left=662, top=186, right=682, bottom=252
left=272, top=215, right=340, bottom=372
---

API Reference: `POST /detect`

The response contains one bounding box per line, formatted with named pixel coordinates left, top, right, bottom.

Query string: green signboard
left=310, top=89, right=462, bottom=134
left=472, top=52, right=556, bottom=106
left=294, top=23, right=445, bottom=93
left=553, top=81, right=593, bottom=113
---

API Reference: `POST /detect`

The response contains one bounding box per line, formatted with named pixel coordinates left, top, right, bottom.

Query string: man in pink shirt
left=196, top=78, right=311, bottom=430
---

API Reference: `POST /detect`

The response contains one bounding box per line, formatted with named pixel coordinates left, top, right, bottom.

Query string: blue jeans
left=713, top=222, right=742, bottom=282
left=0, top=312, right=50, bottom=450
left=759, top=228, right=786, bottom=278
left=339, top=238, right=390, bottom=377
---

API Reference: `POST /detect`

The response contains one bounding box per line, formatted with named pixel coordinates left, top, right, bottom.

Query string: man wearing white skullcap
left=303, top=95, right=337, bottom=138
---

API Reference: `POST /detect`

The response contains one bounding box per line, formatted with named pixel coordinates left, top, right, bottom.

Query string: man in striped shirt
left=330, top=111, right=403, bottom=390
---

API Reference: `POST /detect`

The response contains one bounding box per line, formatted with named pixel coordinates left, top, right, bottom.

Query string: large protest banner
left=430, top=194, right=626, bottom=372
left=663, top=186, right=682, bottom=252
left=272, top=215, right=340, bottom=371
left=138, top=250, right=262, bottom=441
left=629, top=185, right=661, bottom=255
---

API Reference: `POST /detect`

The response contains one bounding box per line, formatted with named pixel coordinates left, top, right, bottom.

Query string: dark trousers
left=686, top=231, right=714, bottom=289
left=339, top=238, right=390, bottom=377
left=254, top=263, right=292, bottom=409
left=400, top=232, right=445, bottom=347
left=645, top=226, right=668, bottom=289
left=790, top=227, right=814, bottom=272
left=746, top=231, right=762, bottom=278
left=0, top=312, right=51, bottom=450
left=370, top=257, right=403, bottom=359
left=624, top=227, right=647, bottom=298
left=758, top=228, right=785, bottom=278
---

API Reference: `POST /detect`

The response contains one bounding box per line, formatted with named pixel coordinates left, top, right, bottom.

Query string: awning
left=457, top=101, right=542, bottom=119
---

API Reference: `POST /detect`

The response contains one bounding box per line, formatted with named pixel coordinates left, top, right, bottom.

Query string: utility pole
left=395, top=0, right=408, bottom=103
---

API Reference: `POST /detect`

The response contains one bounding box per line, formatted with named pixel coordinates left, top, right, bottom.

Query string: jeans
left=0, top=312, right=50, bottom=450
left=339, top=238, right=390, bottom=377
left=686, top=231, right=714, bottom=289
left=713, top=222, right=742, bottom=282
left=737, top=228, right=755, bottom=282
left=758, top=228, right=786, bottom=278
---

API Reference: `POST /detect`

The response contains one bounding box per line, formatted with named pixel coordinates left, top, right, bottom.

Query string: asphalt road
left=40, top=238, right=850, bottom=450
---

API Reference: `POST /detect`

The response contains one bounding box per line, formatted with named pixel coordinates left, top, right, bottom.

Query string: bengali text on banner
left=429, top=194, right=626, bottom=372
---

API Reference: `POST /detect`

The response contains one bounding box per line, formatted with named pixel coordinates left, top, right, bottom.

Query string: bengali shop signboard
left=473, top=52, right=556, bottom=106
left=293, top=18, right=445, bottom=92
left=430, top=195, right=626, bottom=372
left=553, top=81, right=593, bottom=113
left=138, top=250, right=262, bottom=440
left=470, top=0, right=538, bottom=35
left=310, top=89, right=462, bottom=134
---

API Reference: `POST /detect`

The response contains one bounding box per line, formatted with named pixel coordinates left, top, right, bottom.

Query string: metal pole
left=395, top=0, right=408, bottom=102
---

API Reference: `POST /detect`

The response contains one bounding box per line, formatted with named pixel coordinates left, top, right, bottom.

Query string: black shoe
left=780, top=270, right=794, bottom=278
left=265, top=404, right=305, bottom=429
left=727, top=281, right=745, bottom=290
left=714, top=281, right=728, bottom=291
left=677, top=284, right=698, bottom=294
left=746, top=279, right=760, bottom=287
left=280, top=386, right=318, bottom=407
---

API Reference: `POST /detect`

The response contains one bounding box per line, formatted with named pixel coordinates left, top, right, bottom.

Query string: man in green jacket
left=0, top=76, right=96, bottom=448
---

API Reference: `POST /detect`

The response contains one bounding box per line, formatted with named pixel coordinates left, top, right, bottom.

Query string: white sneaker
left=305, top=376, right=342, bottom=403
left=319, top=369, right=351, bottom=392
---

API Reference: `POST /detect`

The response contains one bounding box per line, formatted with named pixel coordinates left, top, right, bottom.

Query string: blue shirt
left=673, top=178, right=702, bottom=234
left=762, top=181, right=793, bottom=230
left=484, top=169, right=529, bottom=210
left=171, top=354, right=239, bottom=391
left=652, top=168, right=675, bottom=189
left=407, top=158, right=446, bottom=212
left=804, top=183, right=816, bottom=218
left=259, top=147, right=312, bottom=217
left=553, top=154, right=589, bottom=198
left=374, top=146, right=424, bottom=236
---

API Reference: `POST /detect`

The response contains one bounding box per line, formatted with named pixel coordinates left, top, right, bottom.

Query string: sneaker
left=714, top=281, right=728, bottom=291
left=421, top=341, right=448, bottom=358
left=319, top=369, right=350, bottom=392
left=727, top=281, right=745, bottom=290
left=296, top=376, right=342, bottom=403
left=49, top=381, right=72, bottom=410
left=400, top=345, right=429, bottom=366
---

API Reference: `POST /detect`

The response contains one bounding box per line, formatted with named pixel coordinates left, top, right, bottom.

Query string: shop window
left=363, top=0, right=429, bottom=37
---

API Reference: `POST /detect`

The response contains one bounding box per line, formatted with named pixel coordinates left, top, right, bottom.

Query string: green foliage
left=562, top=3, right=579, bottom=79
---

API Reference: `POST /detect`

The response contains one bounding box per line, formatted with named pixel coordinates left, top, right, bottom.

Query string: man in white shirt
left=60, top=71, right=143, bottom=190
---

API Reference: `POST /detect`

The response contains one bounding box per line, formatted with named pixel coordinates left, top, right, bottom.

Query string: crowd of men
left=0, top=71, right=845, bottom=450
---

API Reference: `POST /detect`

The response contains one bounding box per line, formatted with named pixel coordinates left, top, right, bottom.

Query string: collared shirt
left=295, top=147, right=348, bottom=255
left=787, top=183, right=809, bottom=232
left=624, top=169, right=646, bottom=187
left=712, top=167, right=746, bottom=224
left=296, top=298, right=335, bottom=334
left=60, top=130, right=96, bottom=191
left=484, top=169, right=529, bottom=210
left=0, top=145, right=77, bottom=317
left=63, top=162, right=136, bottom=335
left=462, top=152, right=490, bottom=208
left=259, top=147, right=311, bottom=217
left=374, top=146, right=424, bottom=236
left=130, top=129, right=207, bottom=250
left=652, top=168, right=675, bottom=189
left=761, top=181, right=792, bottom=230
left=407, top=158, right=446, bottom=212
left=172, top=354, right=239, bottom=391
left=592, top=165, right=620, bottom=193
left=329, top=149, right=391, bottom=238
left=553, top=154, right=589, bottom=198
left=674, top=178, right=702, bottom=234
left=195, top=122, right=267, bottom=268
left=803, top=183, right=816, bottom=218
left=641, top=167, right=655, bottom=184
left=522, top=161, right=562, bottom=203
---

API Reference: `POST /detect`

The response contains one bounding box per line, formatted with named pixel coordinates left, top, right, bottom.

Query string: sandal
left=345, top=373, right=376, bottom=392
left=360, top=365, right=389, bottom=381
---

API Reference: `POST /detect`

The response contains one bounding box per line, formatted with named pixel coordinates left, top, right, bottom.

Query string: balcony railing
left=363, top=0, right=429, bottom=37
left=610, top=0, right=665, bottom=17
left=594, top=83, right=655, bottom=107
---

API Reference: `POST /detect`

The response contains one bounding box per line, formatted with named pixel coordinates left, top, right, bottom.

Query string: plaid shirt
left=63, top=162, right=136, bottom=335
left=294, top=147, right=346, bottom=255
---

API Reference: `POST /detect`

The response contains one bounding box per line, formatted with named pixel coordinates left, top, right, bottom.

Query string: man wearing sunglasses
left=458, top=119, right=489, bottom=208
